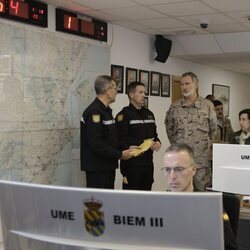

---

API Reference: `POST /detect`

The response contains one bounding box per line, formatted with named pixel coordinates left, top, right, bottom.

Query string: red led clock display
left=0, top=0, right=47, bottom=27
left=56, top=8, right=107, bottom=42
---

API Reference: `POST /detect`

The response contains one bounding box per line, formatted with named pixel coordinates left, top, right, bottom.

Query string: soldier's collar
left=96, top=98, right=112, bottom=111
left=180, top=96, right=202, bottom=107
left=129, top=103, right=143, bottom=111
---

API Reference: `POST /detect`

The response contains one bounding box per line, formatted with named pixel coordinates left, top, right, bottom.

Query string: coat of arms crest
left=84, top=197, right=105, bottom=236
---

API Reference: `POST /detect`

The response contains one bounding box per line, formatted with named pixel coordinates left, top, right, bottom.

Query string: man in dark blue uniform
left=116, top=81, right=161, bottom=190
left=80, top=75, right=133, bottom=189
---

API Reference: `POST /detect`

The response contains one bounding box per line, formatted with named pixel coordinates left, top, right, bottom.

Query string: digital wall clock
left=56, top=8, right=107, bottom=42
left=0, top=0, right=47, bottom=27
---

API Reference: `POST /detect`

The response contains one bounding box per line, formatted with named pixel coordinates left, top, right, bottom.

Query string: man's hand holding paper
left=130, top=139, right=154, bottom=157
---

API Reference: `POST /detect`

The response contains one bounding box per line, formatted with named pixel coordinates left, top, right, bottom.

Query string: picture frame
left=126, top=67, right=137, bottom=92
left=212, top=84, right=230, bottom=117
left=150, top=71, right=161, bottom=96
left=161, top=73, right=170, bottom=97
left=144, top=97, right=148, bottom=109
left=111, top=64, right=124, bottom=93
left=139, top=70, right=150, bottom=95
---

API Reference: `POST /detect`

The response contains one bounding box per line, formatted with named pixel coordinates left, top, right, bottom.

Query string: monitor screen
left=213, top=143, right=250, bottom=195
left=0, top=180, right=224, bottom=250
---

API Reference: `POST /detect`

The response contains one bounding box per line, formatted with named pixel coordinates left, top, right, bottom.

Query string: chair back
left=223, top=192, right=240, bottom=237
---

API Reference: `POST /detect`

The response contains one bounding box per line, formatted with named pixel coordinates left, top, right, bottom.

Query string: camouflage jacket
left=164, top=96, right=217, bottom=169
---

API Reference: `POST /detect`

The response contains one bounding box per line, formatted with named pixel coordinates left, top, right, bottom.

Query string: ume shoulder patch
left=92, top=114, right=100, bottom=123
left=117, top=114, right=123, bottom=122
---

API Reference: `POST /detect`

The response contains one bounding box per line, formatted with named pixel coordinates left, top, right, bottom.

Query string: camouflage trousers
left=193, top=167, right=212, bottom=191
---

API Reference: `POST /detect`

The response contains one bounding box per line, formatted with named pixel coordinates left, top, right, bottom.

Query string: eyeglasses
left=161, top=166, right=193, bottom=176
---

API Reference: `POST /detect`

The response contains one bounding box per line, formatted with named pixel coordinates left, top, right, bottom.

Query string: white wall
left=110, top=24, right=250, bottom=191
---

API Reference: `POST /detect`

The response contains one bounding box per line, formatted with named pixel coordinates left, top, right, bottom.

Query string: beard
left=182, top=91, right=191, bottom=97
left=182, top=87, right=196, bottom=97
left=182, top=90, right=193, bottom=97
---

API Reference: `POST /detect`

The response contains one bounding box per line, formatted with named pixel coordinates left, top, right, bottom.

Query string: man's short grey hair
left=165, top=143, right=195, bottom=165
left=94, top=75, right=114, bottom=95
left=181, top=72, right=199, bottom=85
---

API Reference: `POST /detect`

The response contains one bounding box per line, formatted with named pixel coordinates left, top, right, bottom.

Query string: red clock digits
left=0, top=0, right=47, bottom=27
left=10, top=0, right=18, bottom=15
left=0, top=0, right=5, bottom=13
left=9, top=0, right=28, bottom=18
left=67, top=16, right=72, bottom=29
left=64, top=14, right=78, bottom=31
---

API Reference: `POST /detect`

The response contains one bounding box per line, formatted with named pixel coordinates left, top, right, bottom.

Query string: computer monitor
left=213, top=143, right=250, bottom=195
left=0, top=180, right=224, bottom=250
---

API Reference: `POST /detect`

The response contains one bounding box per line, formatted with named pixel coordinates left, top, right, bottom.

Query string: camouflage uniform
left=214, top=117, right=234, bottom=143
left=164, top=96, right=217, bottom=191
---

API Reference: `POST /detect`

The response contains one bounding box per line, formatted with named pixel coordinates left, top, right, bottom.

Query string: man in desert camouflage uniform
left=164, top=72, right=217, bottom=191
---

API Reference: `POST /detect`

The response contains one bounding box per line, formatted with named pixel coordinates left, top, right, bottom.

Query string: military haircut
left=126, top=81, right=145, bottom=98
left=165, top=143, right=195, bottom=166
left=213, top=99, right=223, bottom=107
left=181, top=72, right=199, bottom=85
left=94, top=75, right=114, bottom=95
left=239, top=108, right=250, bottom=120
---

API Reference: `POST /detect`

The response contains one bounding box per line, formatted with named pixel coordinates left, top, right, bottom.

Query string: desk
left=238, top=207, right=250, bottom=250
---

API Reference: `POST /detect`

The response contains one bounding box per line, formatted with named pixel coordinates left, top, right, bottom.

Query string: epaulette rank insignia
left=117, top=114, right=123, bottom=122
left=92, top=114, right=100, bottom=123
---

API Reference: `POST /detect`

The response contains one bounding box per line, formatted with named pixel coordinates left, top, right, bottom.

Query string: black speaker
left=154, top=35, right=172, bottom=63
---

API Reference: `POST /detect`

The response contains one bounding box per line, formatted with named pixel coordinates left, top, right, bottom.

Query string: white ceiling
left=42, top=0, right=250, bottom=75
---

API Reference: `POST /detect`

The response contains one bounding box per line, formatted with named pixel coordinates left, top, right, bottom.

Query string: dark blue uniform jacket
left=81, top=98, right=121, bottom=171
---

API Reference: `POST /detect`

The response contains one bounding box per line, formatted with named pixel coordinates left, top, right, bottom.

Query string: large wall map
left=0, top=21, right=110, bottom=185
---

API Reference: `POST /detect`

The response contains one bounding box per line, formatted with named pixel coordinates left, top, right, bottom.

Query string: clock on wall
left=56, top=8, right=107, bottom=42
left=0, top=0, right=47, bottom=27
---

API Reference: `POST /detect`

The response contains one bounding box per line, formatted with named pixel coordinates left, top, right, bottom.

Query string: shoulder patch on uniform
left=223, top=212, right=229, bottom=221
left=117, top=114, right=123, bottom=122
left=92, top=114, right=100, bottom=123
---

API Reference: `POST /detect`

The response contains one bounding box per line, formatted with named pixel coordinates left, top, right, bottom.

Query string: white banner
left=0, top=180, right=224, bottom=250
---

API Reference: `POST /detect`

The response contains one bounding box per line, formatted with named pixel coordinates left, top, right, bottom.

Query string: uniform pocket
left=197, top=111, right=209, bottom=132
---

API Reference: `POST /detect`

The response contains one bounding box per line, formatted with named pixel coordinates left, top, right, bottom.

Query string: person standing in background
left=164, top=72, right=217, bottom=191
left=80, top=75, right=133, bottom=189
left=213, top=99, right=234, bottom=143
left=205, top=94, right=215, bottom=102
left=116, top=81, right=161, bottom=190
left=231, top=108, right=250, bottom=144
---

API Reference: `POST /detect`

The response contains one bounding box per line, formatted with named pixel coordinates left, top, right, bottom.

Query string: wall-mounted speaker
left=154, top=35, right=172, bottom=63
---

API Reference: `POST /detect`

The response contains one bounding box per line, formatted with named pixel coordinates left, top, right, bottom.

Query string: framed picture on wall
left=139, top=70, right=150, bottom=95
left=212, top=84, right=230, bottom=117
left=161, top=74, right=170, bottom=97
left=111, top=64, right=124, bottom=93
left=150, top=71, right=161, bottom=96
left=126, top=67, right=137, bottom=92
